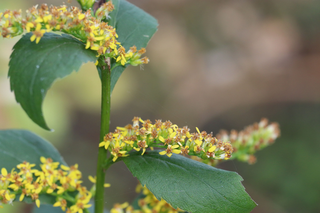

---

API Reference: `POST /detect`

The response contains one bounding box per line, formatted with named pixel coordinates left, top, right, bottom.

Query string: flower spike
left=99, top=117, right=234, bottom=162
left=0, top=3, right=149, bottom=67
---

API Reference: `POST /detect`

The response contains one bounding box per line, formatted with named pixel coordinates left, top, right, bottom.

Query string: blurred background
left=1, top=0, right=320, bottom=212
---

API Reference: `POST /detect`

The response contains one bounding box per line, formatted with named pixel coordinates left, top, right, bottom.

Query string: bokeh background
left=1, top=0, right=320, bottom=212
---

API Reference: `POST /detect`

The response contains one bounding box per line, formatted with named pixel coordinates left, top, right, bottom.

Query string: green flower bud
left=77, top=0, right=95, bottom=10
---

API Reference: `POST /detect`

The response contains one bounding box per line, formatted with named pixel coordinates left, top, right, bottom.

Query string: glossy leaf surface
left=8, top=33, right=97, bottom=130
left=123, top=151, right=257, bottom=213
left=107, top=0, right=158, bottom=92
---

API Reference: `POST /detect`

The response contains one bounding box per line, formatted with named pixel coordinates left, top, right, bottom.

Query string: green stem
left=151, top=145, right=166, bottom=148
left=94, top=59, right=111, bottom=213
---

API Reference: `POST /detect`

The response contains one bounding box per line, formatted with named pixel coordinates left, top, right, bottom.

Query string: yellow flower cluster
left=195, top=118, right=280, bottom=166
left=99, top=117, right=233, bottom=162
left=0, top=157, right=102, bottom=213
left=110, top=184, right=184, bottom=213
left=0, top=3, right=149, bottom=66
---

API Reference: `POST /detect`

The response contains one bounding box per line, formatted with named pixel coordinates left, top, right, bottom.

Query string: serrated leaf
left=123, top=151, right=257, bottom=213
left=0, top=129, right=66, bottom=205
left=106, top=0, right=158, bottom=92
left=8, top=33, right=97, bottom=130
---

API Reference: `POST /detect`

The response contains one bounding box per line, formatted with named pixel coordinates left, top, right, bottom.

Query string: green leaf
left=0, top=129, right=66, bottom=205
left=107, top=0, right=158, bottom=92
left=8, top=33, right=97, bottom=130
left=131, top=193, right=145, bottom=210
left=23, top=195, right=57, bottom=207
left=0, top=129, right=66, bottom=170
left=33, top=204, right=64, bottom=213
left=123, top=151, right=257, bottom=213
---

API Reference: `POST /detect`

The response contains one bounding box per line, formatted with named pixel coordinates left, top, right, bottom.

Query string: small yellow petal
left=209, top=145, right=216, bottom=152
left=5, top=193, right=11, bottom=201
left=169, top=132, right=176, bottom=138
left=61, top=165, right=70, bottom=171
left=30, top=35, right=36, bottom=42
left=53, top=201, right=61, bottom=207
left=35, top=17, right=43, bottom=23
left=112, top=156, right=118, bottom=162
left=172, top=149, right=181, bottom=154
left=120, top=202, right=129, bottom=208
left=104, top=141, right=110, bottom=149
left=159, top=136, right=165, bottom=142
left=85, top=41, right=90, bottom=49
left=159, top=150, right=166, bottom=155
left=36, top=37, right=41, bottom=44
left=36, top=199, right=40, bottom=208
left=195, top=140, right=202, bottom=146
left=19, top=194, right=25, bottom=201
left=78, top=14, right=85, bottom=20
left=57, top=187, right=64, bottom=194
left=43, top=15, right=52, bottom=22
left=1, top=168, right=7, bottom=176
left=95, top=36, right=104, bottom=41
left=36, top=23, right=42, bottom=30
left=40, top=157, right=46, bottom=163
left=26, top=22, right=34, bottom=32
left=88, top=175, right=96, bottom=183
left=104, top=183, right=111, bottom=187
left=91, top=45, right=99, bottom=51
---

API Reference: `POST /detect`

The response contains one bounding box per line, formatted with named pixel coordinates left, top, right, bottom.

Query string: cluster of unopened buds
left=99, top=117, right=234, bottom=162
left=0, top=2, right=149, bottom=66
left=110, top=183, right=184, bottom=213
left=217, top=118, right=280, bottom=164
left=195, top=118, right=281, bottom=166
left=0, top=157, right=109, bottom=213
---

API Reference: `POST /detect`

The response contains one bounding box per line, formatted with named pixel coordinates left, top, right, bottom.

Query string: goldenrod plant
left=0, top=1, right=280, bottom=213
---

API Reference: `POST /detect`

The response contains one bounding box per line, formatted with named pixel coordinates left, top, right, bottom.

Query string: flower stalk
left=95, top=58, right=112, bottom=213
